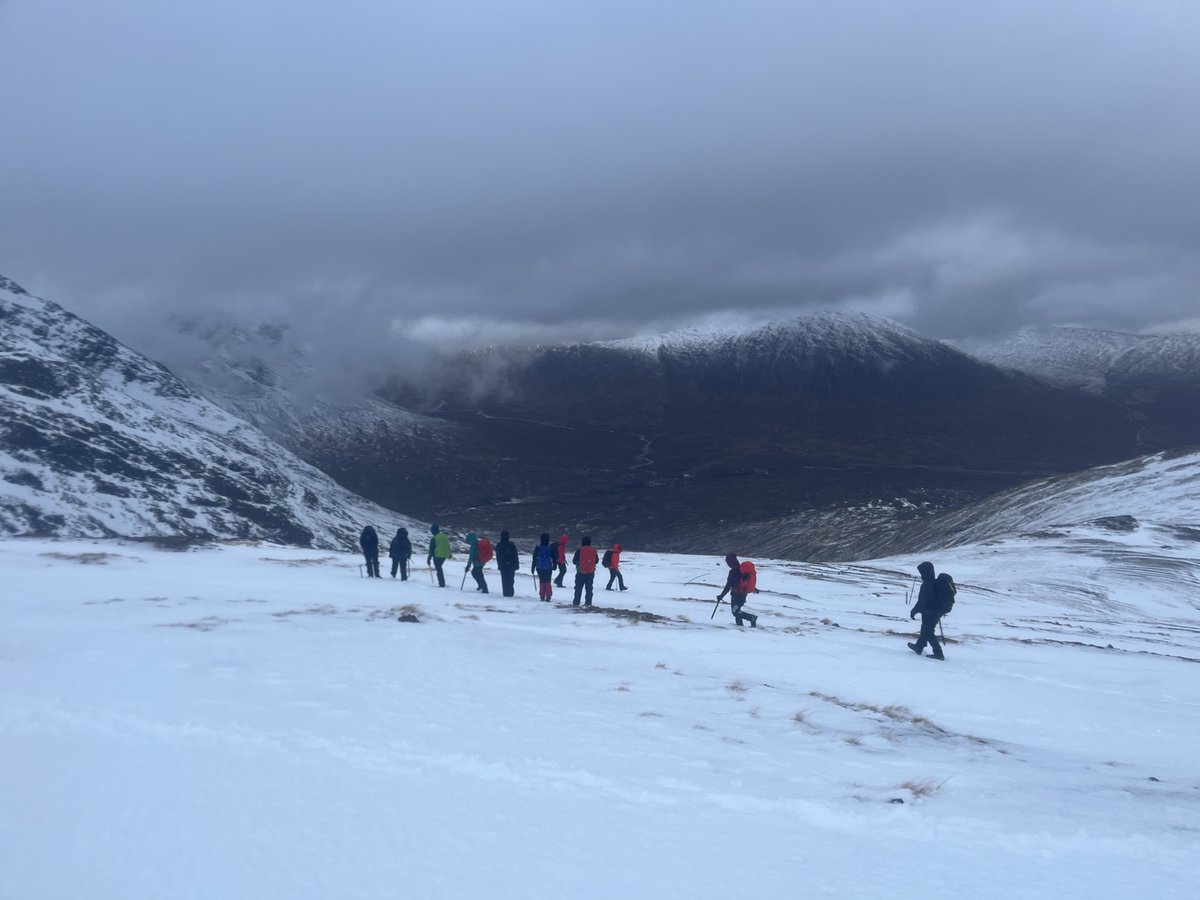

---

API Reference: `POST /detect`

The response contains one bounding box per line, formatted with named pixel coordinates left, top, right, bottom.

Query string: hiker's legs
left=472, top=565, right=488, bottom=593
left=500, top=569, right=515, bottom=597
left=399, top=559, right=408, bottom=581
left=582, top=572, right=594, bottom=605
left=555, top=562, right=567, bottom=587
left=433, top=557, right=446, bottom=587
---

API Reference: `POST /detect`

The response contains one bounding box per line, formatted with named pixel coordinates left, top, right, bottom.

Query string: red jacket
left=576, top=545, right=598, bottom=574
left=557, top=534, right=569, bottom=565
left=609, top=544, right=622, bottom=570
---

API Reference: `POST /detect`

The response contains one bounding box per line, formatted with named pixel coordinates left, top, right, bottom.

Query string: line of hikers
left=357, top=525, right=627, bottom=606
left=358, top=525, right=957, bottom=656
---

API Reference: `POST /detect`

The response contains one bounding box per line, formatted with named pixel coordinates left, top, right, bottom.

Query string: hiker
left=388, top=527, right=412, bottom=580
left=553, top=533, right=570, bottom=587
left=495, top=530, right=520, bottom=597
left=465, top=532, right=491, bottom=594
left=604, top=542, right=627, bottom=591
left=427, top=524, right=452, bottom=588
left=572, top=535, right=599, bottom=606
left=531, top=532, right=556, bottom=602
left=907, top=561, right=945, bottom=660
left=716, top=553, right=758, bottom=627
left=359, top=525, right=381, bottom=578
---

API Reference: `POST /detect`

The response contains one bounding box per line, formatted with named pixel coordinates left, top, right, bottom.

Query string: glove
left=909, top=610, right=917, bottom=620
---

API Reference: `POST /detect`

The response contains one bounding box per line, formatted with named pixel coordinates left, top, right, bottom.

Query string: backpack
left=535, top=543, right=555, bottom=570
left=739, top=560, right=757, bottom=594
left=601, top=549, right=613, bottom=568
left=477, top=537, right=493, bottom=565
left=935, top=573, right=957, bottom=615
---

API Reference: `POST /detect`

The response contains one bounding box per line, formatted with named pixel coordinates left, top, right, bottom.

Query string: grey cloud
left=2, top=0, right=1198, bottom=372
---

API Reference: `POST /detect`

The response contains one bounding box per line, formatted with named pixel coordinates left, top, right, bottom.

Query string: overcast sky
left=2, top=0, right=1198, bottom=368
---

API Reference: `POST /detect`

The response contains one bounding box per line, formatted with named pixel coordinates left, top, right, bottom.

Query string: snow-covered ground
left=3, top=527, right=1196, bottom=899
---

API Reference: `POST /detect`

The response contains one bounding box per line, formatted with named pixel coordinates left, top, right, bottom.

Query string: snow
left=952, top=326, right=1200, bottom=391
left=3, top=528, right=1197, bottom=899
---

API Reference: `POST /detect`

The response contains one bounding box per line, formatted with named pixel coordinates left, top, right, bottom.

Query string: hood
left=558, top=534, right=569, bottom=544
left=581, top=536, right=592, bottom=546
left=431, top=524, right=440, bottom=535
left=466, top=532, right=477, bottom=545
left=395, top=528, right=407, bottom=537
left=725, top=553, right=740, bottom=569
left=539, top=532, right=550, bottom=545
left=613, top=543, right=622, bottom=553
left=500, top=530, right=510, bottom=543
left=917, top=561, right=936, bottom=582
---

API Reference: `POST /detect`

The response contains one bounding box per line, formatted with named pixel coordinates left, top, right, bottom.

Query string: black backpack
left=601, top=549, right=613, bottom=568
left=935, top=573, right=957, bottom=615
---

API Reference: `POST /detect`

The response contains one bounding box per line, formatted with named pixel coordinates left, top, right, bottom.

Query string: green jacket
left=427, top=525, right=452, bottom=562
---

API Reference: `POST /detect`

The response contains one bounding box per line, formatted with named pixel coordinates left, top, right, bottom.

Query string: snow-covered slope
left=869, top=447, right=1200, bottom=555
left=0, top=277, right=422, bottom=548
left=953, top=326, right=1200, bottom=393
left=604, top=310, right=948, bottom=368
left=2, top=511, right=1195, bottom=897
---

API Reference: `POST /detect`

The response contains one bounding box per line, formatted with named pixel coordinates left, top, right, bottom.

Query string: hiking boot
left=584, top=601, right=592, bottom=607
left=619, top=586, right=628, bottom=591
left=572, top=600, right=580, bottom=606
left=907, top=642, right=923, bottom=655
left=748, top=614, right=758, bottom=628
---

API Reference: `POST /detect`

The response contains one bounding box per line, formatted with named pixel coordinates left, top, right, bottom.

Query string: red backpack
left=477, top=538, right=494, bottom=565
left=739, top=561, right=757, bottom=594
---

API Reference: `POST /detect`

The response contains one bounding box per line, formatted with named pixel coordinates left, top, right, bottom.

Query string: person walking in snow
left=495, top=530, right=521, bottom=597
left=359, top=525, right=381, bottom=578
left=553, top=532, right=570, bottom=588
left=427, top=524, right=452, bottom=588
left=388, top=527, right=412, bottom=580
left=464, top=532, right=490, bottom=594
left=716, top=553, right=758, bottom=627
left=604, top=542, right=627, bottom=591
left=572, top=535, right=599, bottom=606
left=532, top=532, right=556, bottom=602
left=907, top=560, right=945, bottom=660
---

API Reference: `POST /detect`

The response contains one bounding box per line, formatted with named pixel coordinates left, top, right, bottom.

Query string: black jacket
left=389, top=530, right=412, bottom=560
left=495, top=531, right=520, bottom=571
left=360, top=526, right=379, bottom=552
left=912, top=561, right=937, bottom=617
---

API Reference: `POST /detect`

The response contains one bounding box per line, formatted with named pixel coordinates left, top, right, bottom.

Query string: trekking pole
left=428, top=565, right=434, bottom=585
left=938, top=619, right=948, bottom=658
left=711, top=596, right=724, bottom=619
left=460, top=566, right=469, bottom=591
left=359, top=564, right=363, bottom=578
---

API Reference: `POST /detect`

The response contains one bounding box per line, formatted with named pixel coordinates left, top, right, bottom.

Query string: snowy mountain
left=954, top=326, right=1200, bottom=448
left=0, top=277, right=422, bottom=548
left=171, top=309, right=1162, bottom=559
left=3, top=446, right=1197, bottom=896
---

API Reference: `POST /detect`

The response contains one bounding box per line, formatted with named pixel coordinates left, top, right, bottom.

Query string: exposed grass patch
left=157, top=616, right=232, bottom=632
left=273, top=605, right=338, bottom=618
left=844, top=736, right=863, bottom=746
left=260, top=556, right=337, bottom=567
left=900, top=778, right=946, bottom=799
left=655, top=661, right=668, bottom=669
left=726, top=680, right=749, bottom=694
left=792, top=711, right=807, bottom=724
left=41, top=552, right=125, bottom=565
